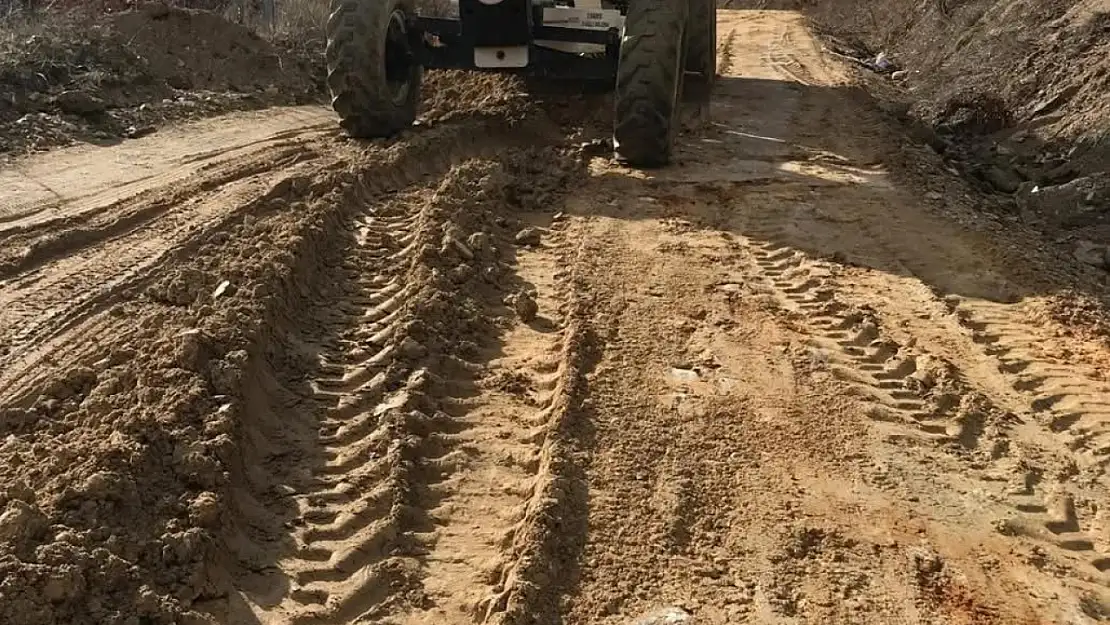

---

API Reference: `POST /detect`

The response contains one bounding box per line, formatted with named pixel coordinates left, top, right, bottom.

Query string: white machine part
left=453, top=0, right=625, bottom=66
left=536, top=1, right=624, bottom=56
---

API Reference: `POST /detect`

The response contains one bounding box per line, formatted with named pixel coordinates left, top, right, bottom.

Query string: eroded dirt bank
left=745, top=0, right=1110, bottom=265
left=2, top=8, right=1110, bottom=625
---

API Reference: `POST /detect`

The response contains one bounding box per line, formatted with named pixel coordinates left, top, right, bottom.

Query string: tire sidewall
left=379, top=0, right=422, bottom=126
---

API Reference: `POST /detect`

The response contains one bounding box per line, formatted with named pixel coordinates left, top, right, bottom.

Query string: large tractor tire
left=684, top=0, right=716, bottom=88
left=612, top=0, right=689, bottom=168
left=325, top=0, right=423, bottom=138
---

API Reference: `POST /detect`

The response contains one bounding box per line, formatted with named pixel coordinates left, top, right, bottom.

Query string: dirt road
left=2, top=9, right=1109, bottom=625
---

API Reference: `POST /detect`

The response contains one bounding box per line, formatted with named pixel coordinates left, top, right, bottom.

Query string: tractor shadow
left=568, top=73, right=1110, bottom=311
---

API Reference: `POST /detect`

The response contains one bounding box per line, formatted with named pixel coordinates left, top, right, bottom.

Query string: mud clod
left=630, top=606, right=695, bottom=625
left=515, top=227, right=544, bottom=247
left=507, top=290, right=539, bottom=322
left=0, top=500, right=49, bottom=544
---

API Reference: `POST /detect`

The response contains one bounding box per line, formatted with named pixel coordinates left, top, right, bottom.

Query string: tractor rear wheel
left=685, top=0, right=716, bottom=89
left=326, top=0, right=423, bottom=138
left=612, top=0, right=689, bottom=168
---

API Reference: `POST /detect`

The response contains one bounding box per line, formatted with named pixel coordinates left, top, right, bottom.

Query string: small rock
left=466, top=232, right=491, bottom=255
left=925, top=191, right=943, bottom=201
left=630, top=607, right=694, bottom=625
left=188, top=492, right=221, bottom=527
left=1074, top=240, right=1110, bottom=270
left=54, top=90, right=106, bottom=115
left=0, top=500, right=49, bottom=543
left=398, top=337, right=428, bottom=359
left=983, top=164, right=1023, bottom=194
left=873, top=51, right=895, bottom=72
left=442, top=234, right=473, bottom=260
left=482, top=265, right=501, bottom=284
left=508, top=291, right=538, bottom=322
left=514, top=227, right=543, bottom=247
left=992, top=518, right=1017, bottom=536
left=82, top=471, right=120, bottom=499
left=451, top=263, right=475, bottom=283
left=212, top=280, right=231, bottom=298
left=126, top=125, right=157, bottom=139
left=1018, top=172, right=1110, bottom=229
left=890, top=70, right=908, bottom=81
left=668, top=367, right=700, bottom=382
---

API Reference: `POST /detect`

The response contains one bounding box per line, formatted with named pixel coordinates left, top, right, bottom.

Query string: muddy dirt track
left=2, top=9, right=1110, bottom=625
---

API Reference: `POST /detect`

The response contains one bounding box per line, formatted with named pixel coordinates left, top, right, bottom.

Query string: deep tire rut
left=196, top=125, right=590, bottom=625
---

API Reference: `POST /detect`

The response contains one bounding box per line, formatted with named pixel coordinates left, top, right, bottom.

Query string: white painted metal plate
left=474, top=46, right=529, bottom=68
left=541, top=7, right=624, bottom=30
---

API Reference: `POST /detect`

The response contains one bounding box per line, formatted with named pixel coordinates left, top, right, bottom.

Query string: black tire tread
left=325, top=0, right=420, bottom=138
left=613, top=0, right=689, bottom=167
left=684, top=0, right=716, bottom=84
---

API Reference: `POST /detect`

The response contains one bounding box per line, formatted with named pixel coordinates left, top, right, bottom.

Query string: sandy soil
left=2, top=9, right=1110, bottom=625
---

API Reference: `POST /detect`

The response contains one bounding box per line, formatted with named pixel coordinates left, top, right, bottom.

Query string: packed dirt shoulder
left=0, top=2, right=325, bottom=157
left=746, top=0, right=1110, bottom=270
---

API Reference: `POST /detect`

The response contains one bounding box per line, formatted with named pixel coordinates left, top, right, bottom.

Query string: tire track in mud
left=0, top=141, right=318, bottom=278
left=181, top=131, right=593, bottom=623
left=939, top=296, right=1110, bottom=582
left=481, top=218, right=594, bottom=625
left=764, top=27, right=818, bottom=86
left=728, top=203, right=1110, bottom=591
left=0, top=108, right=332, bottom=230
left=274, top=184, right=437, bottom=625
left=946, top=297, right=1110, bottom=471
left=730, top=227, right=1012, bottom=455
left=802, top=186, right=1110, bottom=587
left=0, top=108, right=588, bottom=625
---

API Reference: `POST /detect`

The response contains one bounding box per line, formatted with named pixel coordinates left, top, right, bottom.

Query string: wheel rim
left=384, top=10, right=415, bottom=106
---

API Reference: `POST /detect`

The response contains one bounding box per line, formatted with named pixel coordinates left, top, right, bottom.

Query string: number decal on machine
left=542, top=7, right=624, bottom=31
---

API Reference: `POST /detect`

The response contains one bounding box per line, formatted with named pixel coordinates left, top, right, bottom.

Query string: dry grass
left=265, top=0, right=328, bottom=50
left=274, top=0, right=328, bottom=36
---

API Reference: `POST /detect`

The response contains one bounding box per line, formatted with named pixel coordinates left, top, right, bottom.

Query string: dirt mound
left=108, top=4, right=309, bottom=94
left=805, top=0, right=1109, bottom=169
left=0, top=2, right=323, bottom=156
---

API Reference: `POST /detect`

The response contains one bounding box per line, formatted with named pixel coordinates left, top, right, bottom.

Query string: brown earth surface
left=0, top=2, right=326, bottom=158
left=3, top=8, right=1110, bottom=625
left=743, top=0, right=1110, bottom=256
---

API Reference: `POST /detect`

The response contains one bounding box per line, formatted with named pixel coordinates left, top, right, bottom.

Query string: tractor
left=324, top=0, right=716, bottom=167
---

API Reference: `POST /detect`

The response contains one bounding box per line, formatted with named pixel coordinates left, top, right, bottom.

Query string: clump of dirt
left=0, top=2, right=324, bottom=156
left=420, top=71, right=530, bottom=124
left=1030, top=290, right=1110, bottom=349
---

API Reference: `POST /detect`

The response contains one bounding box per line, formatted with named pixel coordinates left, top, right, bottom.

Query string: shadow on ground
left=569, top=74, right=1110, bottom=311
